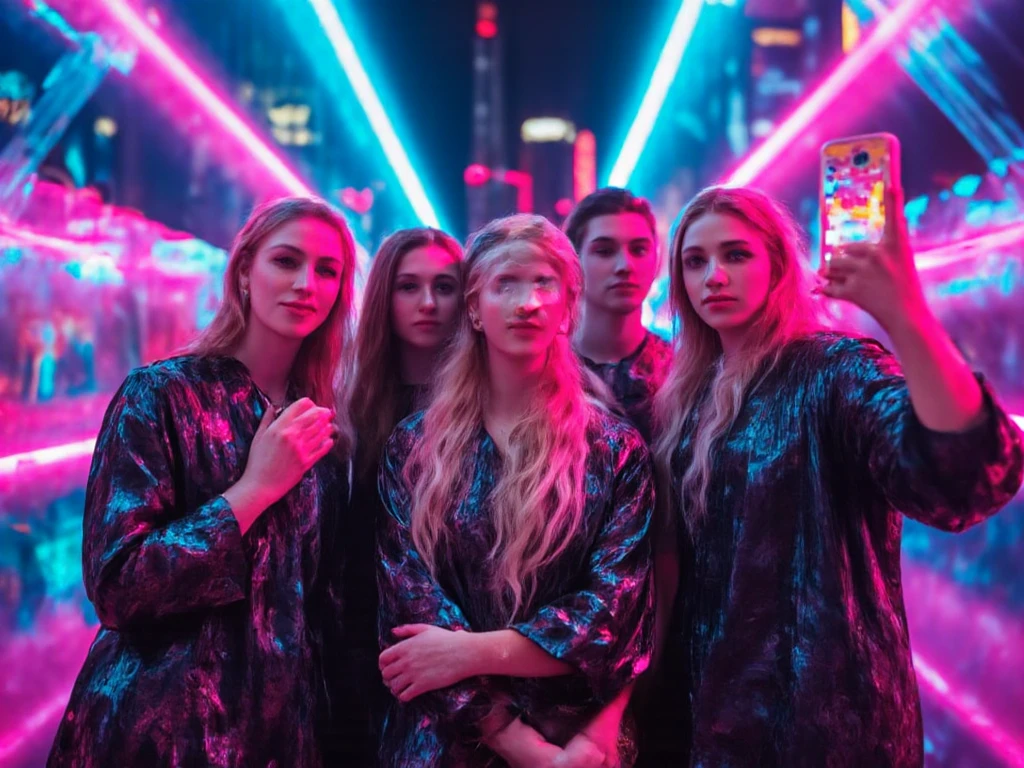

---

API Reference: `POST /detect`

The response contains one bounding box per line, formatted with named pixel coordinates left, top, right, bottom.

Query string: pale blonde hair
left=405, top=214, right=601, bottom=621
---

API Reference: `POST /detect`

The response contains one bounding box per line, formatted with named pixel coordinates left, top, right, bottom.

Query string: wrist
left=878, top=296, right=935, bottom=341
left=460, top=630, right=491, bottom=678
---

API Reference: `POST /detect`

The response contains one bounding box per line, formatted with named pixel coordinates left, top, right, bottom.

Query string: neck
left=717, top=324, right=755, bottom=360
left=576, top=304, right=646, bottom=363
left=399, top=342, right=439, bottom=386
left=233, top=324, right=301, bottom=404
left=484, top=346, right=547, bottom=428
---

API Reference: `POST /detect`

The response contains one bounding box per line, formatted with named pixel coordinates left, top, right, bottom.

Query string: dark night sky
left=2, top=0, right=1023, bottom=240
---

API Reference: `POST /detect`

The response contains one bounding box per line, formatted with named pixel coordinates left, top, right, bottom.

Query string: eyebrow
left=268, top=243, right=342, bottom=264
left=589, top=235, right=653, bottom=246
left=396, top=271, right=458, bottom=280
left=682, top=239, right=751, bottom=254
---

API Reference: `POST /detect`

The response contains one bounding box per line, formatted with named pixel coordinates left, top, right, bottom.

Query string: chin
left=273, top=320, right=321, bottom=340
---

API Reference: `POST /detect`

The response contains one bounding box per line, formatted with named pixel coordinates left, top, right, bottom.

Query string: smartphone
left=820, top=132, right=901, bottom=266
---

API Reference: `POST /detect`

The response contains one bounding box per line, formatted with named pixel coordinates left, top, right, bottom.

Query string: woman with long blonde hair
left=49, top=197, right=358, bottom=767
left=653, top=185, right=1023, bottom=766
left=375, top=215, right=655, bottom=767
left=334, top=226, right=464, bottom=765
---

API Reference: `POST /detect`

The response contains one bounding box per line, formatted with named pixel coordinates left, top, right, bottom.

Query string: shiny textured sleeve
left=376, top=431, right=513, bottom=741
left=831, top=337, right=1024, bottom=532
left=511, top=437, right=656, bottom=703
left=82, top=369, right=248, bottom=631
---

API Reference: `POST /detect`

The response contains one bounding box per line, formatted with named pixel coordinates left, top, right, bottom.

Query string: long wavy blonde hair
left=404, top=215, right=600, bottom=622
left=653, top=186, right=823, bottom=533
left=191, top=196, right=357, bottom=456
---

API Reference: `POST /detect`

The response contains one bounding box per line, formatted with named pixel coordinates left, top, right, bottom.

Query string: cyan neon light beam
left=606, top=0, right=705, bottom=188
left=96, top=0, right=311, bottom=196
left=726, top=0, right=933, bottom=187
left=303, top=0, right=442, bottom=228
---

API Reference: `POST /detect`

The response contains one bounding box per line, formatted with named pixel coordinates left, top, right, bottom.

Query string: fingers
left=383, top=672, right=420, bottom=702
left=276, top=397, right=316, bottom=424
left=819, top=279, right=852, bottom=300
left=392, top=624, right=432, bottom=638
left=291, top=404, right=335, bottom=431
left=379, top=645, right=403, bottom=668
left=883, top=185, right=909, bottom=244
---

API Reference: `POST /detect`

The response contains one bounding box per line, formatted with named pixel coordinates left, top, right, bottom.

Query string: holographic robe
left=580, top=330, right=674, bottom=443
left=667, top=333, right=1024, bottom=768
left=47, top=355, right=347, bottom=768
left=376, top=410, right=656, bottom=767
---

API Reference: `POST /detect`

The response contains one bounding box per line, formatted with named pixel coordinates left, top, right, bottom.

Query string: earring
left=469, top=314, right=482, bottom=330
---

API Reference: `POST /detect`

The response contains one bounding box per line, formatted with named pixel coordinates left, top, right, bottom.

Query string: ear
left=467, top=296, right=481, bottom=329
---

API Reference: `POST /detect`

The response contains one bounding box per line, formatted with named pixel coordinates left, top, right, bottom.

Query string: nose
left=293, top=264, right=315, bottom=294
left=613, top=248, right=633, bottom=276
left=420, top=287, right=437, bottom=312
left=704, top=258, right=728, bottom=288
left=515, top=285, right=543, bottom=314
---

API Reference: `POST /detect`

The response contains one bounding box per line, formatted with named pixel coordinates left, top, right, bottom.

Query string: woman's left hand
left=379, top=624, right=476, bottom=701
left=821, top=186, right=931, bottom=333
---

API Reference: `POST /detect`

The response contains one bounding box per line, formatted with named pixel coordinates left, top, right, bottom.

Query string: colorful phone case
left=820, top=133, right=901, bottom=264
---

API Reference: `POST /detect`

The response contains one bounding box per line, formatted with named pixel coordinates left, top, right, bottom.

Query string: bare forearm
left=465, top=629, right=573, bottom=678
left=221, top=479, right=272, bottom=535
left=885, top=308, right=984, bottom=432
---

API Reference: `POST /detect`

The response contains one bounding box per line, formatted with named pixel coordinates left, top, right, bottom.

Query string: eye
left=683, top=255, right=706, bottom=270
left=274, top=255, right=298, bottom=268
left=317, top=265, right=339, bottom=277
left=631, top=244, right=651, bottom=257
left=397, top=281, right=419, bottom=293
left=435, top=281, right=457, bottom=295
left=725, top=249, right=752, bottom=262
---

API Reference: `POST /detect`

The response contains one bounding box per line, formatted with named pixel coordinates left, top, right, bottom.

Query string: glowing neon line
left=1011, top=415, right=1024, bottom=432
left=913, top=652, right=1024, bottom=767
left=0, top=690, right=73, bottom=761
left=607, top=0, right=705, bottom=188
left=0, top=222, right=112, bottom=258
left=0, top=438, right=96, bottom=476
left=303, top=0, right=441, bottom=227
left=95, top=0, right=311, bottom=196
left=917, top=221, right=1024, bottom=270
left=726, top=0, right=933, bottom=187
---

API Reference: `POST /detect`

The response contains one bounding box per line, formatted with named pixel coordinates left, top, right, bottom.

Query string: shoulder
left=588, top=407, right=651, bottom=471
left=383, top=410, right=427, bottom=463
left=781, top=331, right=893, bottom=372
left=126, top=354, right=242, bottom=391
left=636, top=330, right=674, bottom=372
left=643, top=330, right=674, bottom=360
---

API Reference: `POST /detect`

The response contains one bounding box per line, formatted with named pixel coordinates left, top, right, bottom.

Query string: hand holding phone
left=819, top=133, right=929, bottom=331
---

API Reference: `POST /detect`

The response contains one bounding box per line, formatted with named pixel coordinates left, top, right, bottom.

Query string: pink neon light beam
left=913, top=651, right=1024, bottom=767
left=725, top=0, right=933, bottom=187
left=916, top=221, right=1024, bottom=271
left=94, top=0, right=311, bottom=196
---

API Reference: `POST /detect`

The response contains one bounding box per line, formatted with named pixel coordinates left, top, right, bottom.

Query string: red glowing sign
left=574, top=129, right=597, bottom=202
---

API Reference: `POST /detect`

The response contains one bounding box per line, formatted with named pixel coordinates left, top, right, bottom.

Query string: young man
left=564, top=187, right=672, bottom=442
left=566, top=188, right=687, bottom=768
